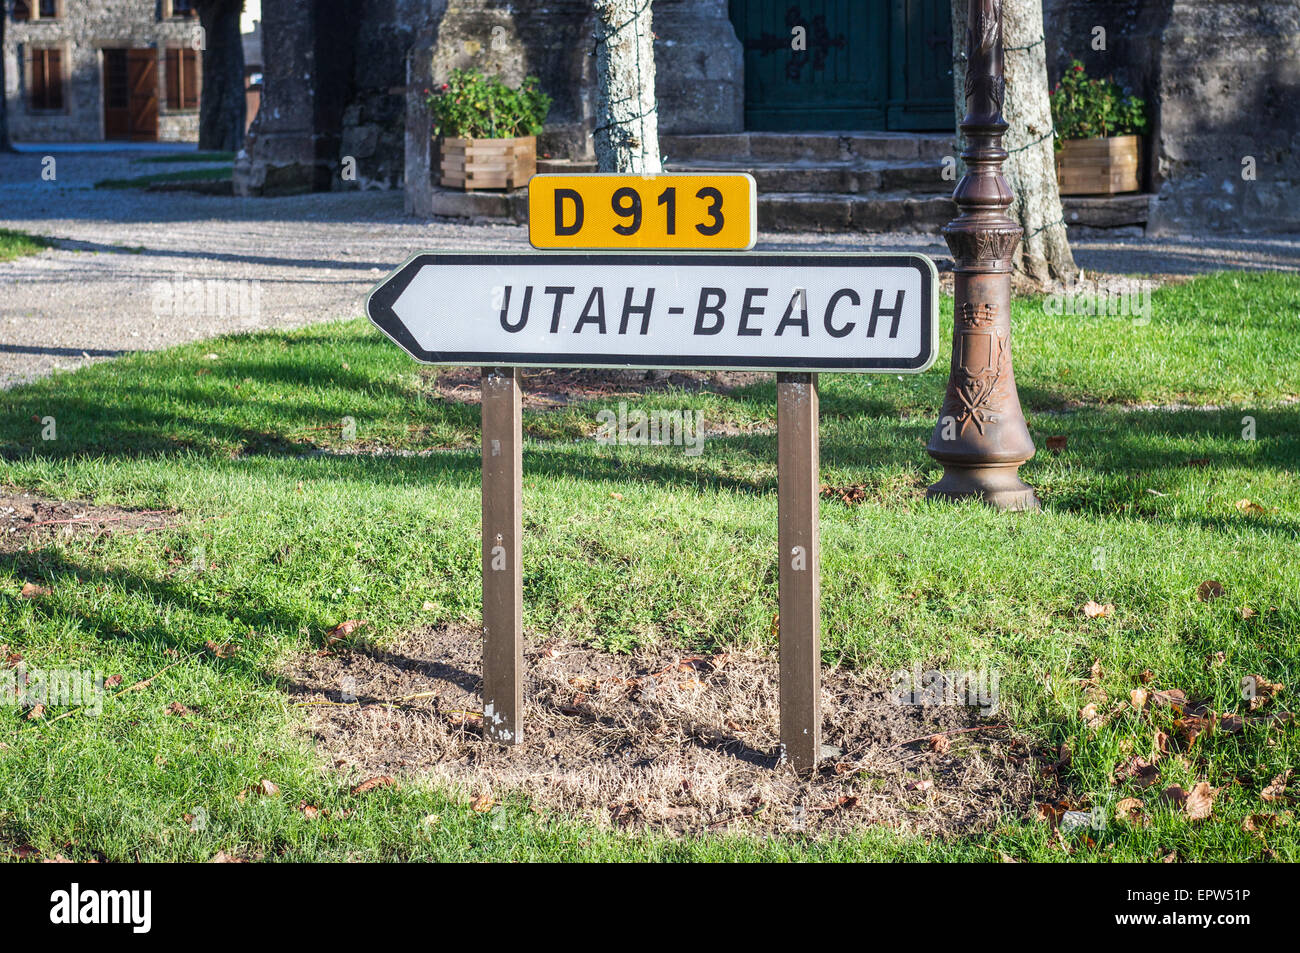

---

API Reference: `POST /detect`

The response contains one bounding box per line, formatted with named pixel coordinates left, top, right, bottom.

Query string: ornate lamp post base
left=926, top=463, right=1039, bottom=510
left=926, top=0, right=1038, bottom=512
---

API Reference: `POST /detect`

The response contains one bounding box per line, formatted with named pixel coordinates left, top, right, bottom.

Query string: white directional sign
left=366, top=252, right=937, bottom=373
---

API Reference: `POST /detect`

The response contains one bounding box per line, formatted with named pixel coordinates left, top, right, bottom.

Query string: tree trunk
left=591, top=0, right=662, bottom=174
left=0, top=10, right=13, bottom=152
left=196, top=0, right=246, bottom=153
left=952, top=0, right=1076, bottom=287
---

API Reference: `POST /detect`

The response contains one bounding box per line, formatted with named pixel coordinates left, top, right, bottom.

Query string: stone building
left=234, top=0, right=1298, bottom=235
left=3, top=0, right=204, bottom=143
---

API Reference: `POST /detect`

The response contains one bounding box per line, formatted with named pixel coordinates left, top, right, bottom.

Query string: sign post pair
left=368, top=175, right=937, bottom=772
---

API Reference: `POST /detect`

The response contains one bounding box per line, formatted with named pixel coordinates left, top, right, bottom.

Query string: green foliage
left=424, top=69, right=552, bottom=140
left=1050, top=60, right=1149, bottom=145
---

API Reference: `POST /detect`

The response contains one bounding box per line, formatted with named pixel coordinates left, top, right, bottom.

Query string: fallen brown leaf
left=205, top=640, right=236, bottom=658
left=324, top=619, right=368, bottom=647
left=471, top=791, right=495, bottom=813
left=1242, top=813, right=1280, bottom=834
left=1196, top=580, right=1225, bottom=602
left=104, top=675, right=123, bottom=689
left=258, top=779, right=280, bottom=797
left=1176, top=714, right=1211, bottom=745
left=1116, top=756, right=1160, bottom=789
left=1218, top=713, right=1244, bottom=734
left=1150, top=688, right=1188, bottom=709
left=1184, top=781, right=1216, bottom=820
left=1115, top=797, right=1146, bottom=825
left=928, top=734, right=951, bottom=754
left=1261, top=770, right=1291, bottom=803
left=19, top=582, right=51, bottom=599
left=1082, top=601, right=1115, bottom=619
left=1080, top=703, right=1103, bottom=729
left=1242, top=674, right=1283, bottom=699
left=1153, top=729, right=1170, bottom=758
left=166, top=702, right=188, bottom=716
left=1162, top=782, right=1215, bottom=820
left=352, top=775, right=395, bottom=795
left=1234, top=498, right=1267, bottom=517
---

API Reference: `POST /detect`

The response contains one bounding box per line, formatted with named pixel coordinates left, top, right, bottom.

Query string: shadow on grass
left=0, top=545, right=329, bottom=682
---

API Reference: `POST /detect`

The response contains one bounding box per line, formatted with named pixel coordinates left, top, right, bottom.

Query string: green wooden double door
left=729, top=0, right=952, bottom=131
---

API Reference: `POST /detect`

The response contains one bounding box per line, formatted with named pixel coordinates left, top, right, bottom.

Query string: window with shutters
left=165, top=48, right=200, bottom=110
left=28, top=48, right=64, bottom=111
left=13, top=0, right=62, bottom=21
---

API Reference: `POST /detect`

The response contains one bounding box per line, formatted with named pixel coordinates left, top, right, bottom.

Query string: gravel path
left=3, top=147, right=1298, bottom=388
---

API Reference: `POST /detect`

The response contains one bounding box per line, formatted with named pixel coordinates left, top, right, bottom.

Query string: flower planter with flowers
left=1050, top=60, right=1150, bottom=196
left=426, top=70, right=551, bottom=191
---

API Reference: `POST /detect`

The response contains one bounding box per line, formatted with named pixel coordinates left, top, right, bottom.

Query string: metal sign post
left=369, top=251, right=937, bottom=771
left=776, top=372, right=821, bottom=771
left=480, top=367, right=523, bottom=743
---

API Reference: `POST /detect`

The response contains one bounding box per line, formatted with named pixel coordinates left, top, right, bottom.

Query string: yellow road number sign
left=528, top=173, right=757, bottom=250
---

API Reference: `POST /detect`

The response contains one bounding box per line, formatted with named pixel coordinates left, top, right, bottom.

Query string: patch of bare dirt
left=0, top=490, right=175, bottom=553
left=282, top=626, right=1046, bottom=838
left=425, top=366, right=767, bottom=411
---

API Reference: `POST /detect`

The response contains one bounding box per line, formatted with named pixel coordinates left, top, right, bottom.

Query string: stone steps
left=659, top=131, right=951, bottom=163
left=664, top=132, right=955, bottom=232
left=758, top=192, right=955, bottom=233
left=665, top=159, right=951, bottom=196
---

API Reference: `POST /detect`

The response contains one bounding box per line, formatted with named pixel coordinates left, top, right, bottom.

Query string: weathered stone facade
left=236, top=0, right=1298, bottom=234
left=1043, top=0, right=1300, bottom=233
left=3, top=0, right=203, bottom=143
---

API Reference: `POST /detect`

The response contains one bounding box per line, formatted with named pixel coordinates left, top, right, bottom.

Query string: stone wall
left=651, top=0, right=743, bottom=136
left=3, top=0, right=202, bottom=143
left=1148, top=1, right=1300, bottom=233
left=1044, top=0, right=1300, bottom=234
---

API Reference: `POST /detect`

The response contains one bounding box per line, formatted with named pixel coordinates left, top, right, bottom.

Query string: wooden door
left=728, top=0, right=951, bottom=131
left=102, top=49, right=130, bottom=140
left=887, top=0, right=953, bottom=130
left=126, top=49, right=158, bottom=142
left=731, top=0, right=889, bottom=130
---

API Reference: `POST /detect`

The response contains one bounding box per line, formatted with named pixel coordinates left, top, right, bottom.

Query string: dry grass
left=282, top=626, right=1047, bottom=837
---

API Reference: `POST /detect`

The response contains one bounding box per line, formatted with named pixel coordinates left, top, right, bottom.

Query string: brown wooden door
left=103, top=49, right=130, bottom=139
left=126, top=49, right=158, bottom=141
left=104, top=49, right=159, bottom=141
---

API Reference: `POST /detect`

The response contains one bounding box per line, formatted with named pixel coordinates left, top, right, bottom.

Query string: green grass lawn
left=0, top=229, right=51, bottom=262
left=0, top=271, right=1297, bottom=861
left=137, top=151, right=237, bottom=165
left=94, top=166, right=233, bottom=190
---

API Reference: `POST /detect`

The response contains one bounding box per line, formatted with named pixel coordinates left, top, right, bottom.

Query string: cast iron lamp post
left=926, top=0, right=1039, bottom=510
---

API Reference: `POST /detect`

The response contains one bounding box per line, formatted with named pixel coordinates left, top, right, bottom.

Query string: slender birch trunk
left=592, top=0, right=662, bottom=174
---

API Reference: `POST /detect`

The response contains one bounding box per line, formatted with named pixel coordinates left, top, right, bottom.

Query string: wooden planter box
left=438, top=135, right=536, bottom=191
left=1055, top=135, right=1142, bottom=195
